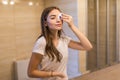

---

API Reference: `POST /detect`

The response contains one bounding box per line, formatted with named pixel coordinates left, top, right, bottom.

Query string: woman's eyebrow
left=49, top=15, right=56, bottom=17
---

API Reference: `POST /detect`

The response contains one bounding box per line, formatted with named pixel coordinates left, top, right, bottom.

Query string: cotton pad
left=58, top=13, right=62, bottom=20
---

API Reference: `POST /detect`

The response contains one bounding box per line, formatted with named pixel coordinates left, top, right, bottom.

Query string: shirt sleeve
left=32, top=37, right=46, bottom=55
left=64, top=35, right=72, bottom=45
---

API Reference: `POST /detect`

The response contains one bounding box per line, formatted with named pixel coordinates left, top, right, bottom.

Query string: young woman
left=27, top=6, right=92, bottom=80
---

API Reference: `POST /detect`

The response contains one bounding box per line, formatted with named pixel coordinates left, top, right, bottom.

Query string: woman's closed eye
left=49, top=15, right=56, bottom=19
left=50, top=17, right=55, bottom=19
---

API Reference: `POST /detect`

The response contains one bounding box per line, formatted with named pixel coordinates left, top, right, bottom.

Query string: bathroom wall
left=87, top=0, right=118, bottom=71
left=0, top=0, right=88, bottom=80
left=77, top=0, right=88, bottom=74
left=0, top=0, right=44, bottom=80
left=117, top=0, right=120, bottom=61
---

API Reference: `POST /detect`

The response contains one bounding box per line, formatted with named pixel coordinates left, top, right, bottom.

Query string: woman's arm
left=27, top=52, right=66, bottom=78
left=68, top=26, right=93, bottom=50
left=62, top=14, right=93, bottom=50
left=27, top=53, right=51, bottom=78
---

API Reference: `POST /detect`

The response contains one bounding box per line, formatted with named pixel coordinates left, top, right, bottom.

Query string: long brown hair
left=39, top=6, right=63, bottom=62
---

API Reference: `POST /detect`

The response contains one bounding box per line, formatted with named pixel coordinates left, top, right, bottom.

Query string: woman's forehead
left=48, top=9, right=61, bottom=16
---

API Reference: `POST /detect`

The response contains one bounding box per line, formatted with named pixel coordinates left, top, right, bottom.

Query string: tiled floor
left=70, top=63, right=120, bottom=80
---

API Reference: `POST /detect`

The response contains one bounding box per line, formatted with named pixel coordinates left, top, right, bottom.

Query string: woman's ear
left=44, top=21, right=47, bottom=27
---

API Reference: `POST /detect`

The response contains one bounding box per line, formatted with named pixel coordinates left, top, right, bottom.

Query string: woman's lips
left=56, top=24, right=62, bottom=27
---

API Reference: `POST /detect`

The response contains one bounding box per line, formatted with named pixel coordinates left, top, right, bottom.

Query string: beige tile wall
left=87, top=0, right=117, bottom=70
left=77, top=0, right=88, bottom=74
left=117, top=0, right=120, bottom=61
left=0, top=0, right=44, bottom=80
left=87, top=0, right=97, bottom=70
left=0, top=0, right=89, bottom=79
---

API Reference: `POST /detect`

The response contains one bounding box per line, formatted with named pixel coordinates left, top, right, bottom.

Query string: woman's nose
left=57, top=14, right=62, bottom=21
left=57, top=16, right=61, bottom=21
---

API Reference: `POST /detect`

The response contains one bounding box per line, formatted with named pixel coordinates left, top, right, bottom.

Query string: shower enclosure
left=87, top=0, right=119, bottom=71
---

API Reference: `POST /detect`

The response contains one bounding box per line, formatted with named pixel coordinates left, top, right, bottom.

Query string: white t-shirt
left=32, top=35, right=71, bottom=80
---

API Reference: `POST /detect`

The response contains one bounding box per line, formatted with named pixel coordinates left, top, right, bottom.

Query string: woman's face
left=46, top=9, right=63, bottom=31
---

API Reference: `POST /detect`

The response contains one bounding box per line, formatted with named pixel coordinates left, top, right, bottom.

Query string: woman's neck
left=50, top=30, right=59, bottom=40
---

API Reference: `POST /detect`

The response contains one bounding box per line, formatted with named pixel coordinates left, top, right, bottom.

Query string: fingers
left=61, top=13, right=72, bottom=22
left=62, top=13, right=71, bottom=19
left=61, top=13, right=74, bottom=27
left=58, top=72, right=67, bottom=78
left=62, top=13, right=70, bottom=17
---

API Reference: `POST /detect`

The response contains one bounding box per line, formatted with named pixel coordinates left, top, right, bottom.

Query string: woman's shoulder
left=60, top=35, right=71, bottom=44
left=37, top=36, right=45, bottom=41
left=60, top=35, right=71, bottom=40
left=35, top=36, right=46, bottom=45
left=32, top=36, right=46, bottom=55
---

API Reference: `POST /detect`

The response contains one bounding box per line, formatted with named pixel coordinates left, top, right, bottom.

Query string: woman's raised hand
left=61, top=13, right=74, bottom=27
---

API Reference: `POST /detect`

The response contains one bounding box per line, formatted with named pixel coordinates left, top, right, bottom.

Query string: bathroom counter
left=70, top=63, right=120, bottom=80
